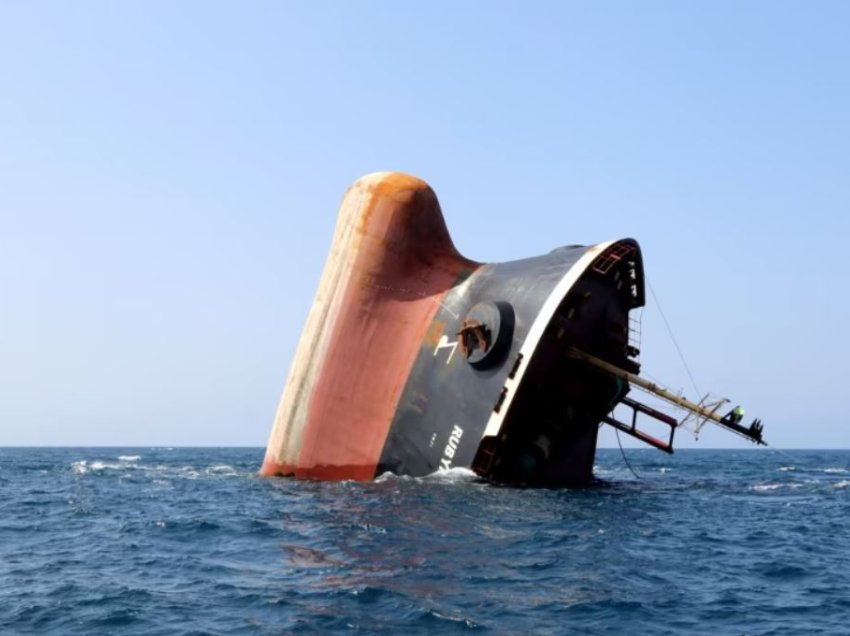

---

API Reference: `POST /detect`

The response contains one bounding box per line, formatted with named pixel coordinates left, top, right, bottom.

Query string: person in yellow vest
left=723, top=405, right=745, bottom=425
left=731, top=405, right=745, bottom=425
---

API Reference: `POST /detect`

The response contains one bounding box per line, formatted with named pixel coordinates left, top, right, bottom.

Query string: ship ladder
left=604, top=397, right=677, bottom=454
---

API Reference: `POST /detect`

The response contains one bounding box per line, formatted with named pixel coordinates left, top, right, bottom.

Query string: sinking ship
left=261, top=173, right=764, bottom=486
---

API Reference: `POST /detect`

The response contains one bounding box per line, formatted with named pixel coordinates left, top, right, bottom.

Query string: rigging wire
left=642, top=278, right=773, bottom=452
left=615, top=429, right=641, bottom=479
left=763, top=443, right=797, bottom=463
left=647, top=277, right=701, bottom=399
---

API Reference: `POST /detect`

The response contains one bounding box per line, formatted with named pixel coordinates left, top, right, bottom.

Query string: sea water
left=1, top=447, right=848, bottom=635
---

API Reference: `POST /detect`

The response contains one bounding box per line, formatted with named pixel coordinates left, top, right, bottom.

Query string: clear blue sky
left=1, top=2, right=848, bottom=448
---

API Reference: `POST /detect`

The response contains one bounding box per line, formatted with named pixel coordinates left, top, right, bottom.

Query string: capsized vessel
left=261, top=173, right=765, bottom=486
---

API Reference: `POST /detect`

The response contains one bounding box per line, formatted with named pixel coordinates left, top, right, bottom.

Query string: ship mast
left=567, top=347, right=766, bottom=448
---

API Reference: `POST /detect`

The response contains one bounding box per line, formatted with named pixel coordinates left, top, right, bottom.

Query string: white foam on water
left=176, top=466, right=200, bottom=479
left=374, top=467, right=479, bottom=484
left=424, top=467, right=479, bottom=483
left=833, top=480, right=850, bottom=489
left=71, top=459, right=131, bottom=474
left=70, top=458, right=206, bottom=480
left=91, top=461, right=124, bottom=471
left=823, top=468, right=848, bottom=474
left=205, top=464, right=237, bottom=476
left=752, top=483, right=782, bottom=492
left=779, top=466, right=796, bottom=472
left=374, top=471, right=412, bottom=483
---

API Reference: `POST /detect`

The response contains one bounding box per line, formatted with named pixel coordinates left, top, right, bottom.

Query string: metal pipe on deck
left=567, top=347, right=765, bottom=445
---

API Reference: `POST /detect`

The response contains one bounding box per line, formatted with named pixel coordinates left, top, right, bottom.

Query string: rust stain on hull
left=261, top=173, right=479, bottom=479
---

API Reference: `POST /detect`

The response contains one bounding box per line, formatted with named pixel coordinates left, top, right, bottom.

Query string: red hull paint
left=261, top=173, right=478, bottom=479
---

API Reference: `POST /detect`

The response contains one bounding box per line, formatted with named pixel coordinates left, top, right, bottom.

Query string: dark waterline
left=2, top=447, right=849, bottom=635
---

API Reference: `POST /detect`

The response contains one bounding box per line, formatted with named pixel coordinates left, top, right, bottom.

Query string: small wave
left=419, top=608, right=479, bottom=629
left=424, top=467, right=479, bottom=483
left=71, top=459, right=133, bottom=474
left=753, top=481, right=818, bottom=492
left=834, top=480, right=850, bottom=489
left=374, top=471, right=411, bottom=483
left=176, top=467, right=200, bottom=479
left=823, top=468, right=848, bottom=474
left=70, top=458, right=205, bottom=480
left=752, top=483, right=782, bottom=492
left=374, top=467, right=479, bottom=484
left=779, top=466, right=796, bottom=472
left=758, top=563, right=810, bottom=579
left=91, top=461, right=125, bottom=471
left=205, top=465, right=237, bottom=476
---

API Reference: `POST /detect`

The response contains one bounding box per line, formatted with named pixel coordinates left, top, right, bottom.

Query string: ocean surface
left=2, top=447, right=849, bottom=635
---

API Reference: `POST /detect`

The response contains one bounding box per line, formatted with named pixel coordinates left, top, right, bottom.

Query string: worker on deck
left=724, top=405, right=745, bottom=426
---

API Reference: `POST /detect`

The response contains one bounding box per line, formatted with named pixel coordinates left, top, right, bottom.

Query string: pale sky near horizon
left=1, top=2, right=848, bottom=449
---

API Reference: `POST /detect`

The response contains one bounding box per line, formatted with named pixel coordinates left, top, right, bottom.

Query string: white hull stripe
left=481, top=240, right=616, bottom=439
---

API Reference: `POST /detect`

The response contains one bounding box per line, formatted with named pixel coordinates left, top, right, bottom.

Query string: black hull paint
left=377, top=240, right=645, bottom=486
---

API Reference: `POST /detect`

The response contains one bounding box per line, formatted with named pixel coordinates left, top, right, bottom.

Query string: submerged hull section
left=262, top=173, right=645, bottom=485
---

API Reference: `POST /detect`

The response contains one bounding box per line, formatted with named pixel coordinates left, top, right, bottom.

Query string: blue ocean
left=2, top=447, right=848, bottom=635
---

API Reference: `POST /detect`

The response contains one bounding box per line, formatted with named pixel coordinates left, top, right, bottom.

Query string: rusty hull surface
left=260, top=173, right=478, bottom=479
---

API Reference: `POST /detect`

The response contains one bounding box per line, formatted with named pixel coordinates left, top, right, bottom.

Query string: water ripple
left=1, top=447, right=849, bottom=634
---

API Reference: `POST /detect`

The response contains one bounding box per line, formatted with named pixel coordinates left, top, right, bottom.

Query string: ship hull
left=262, top=173, right=645, bottom=486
